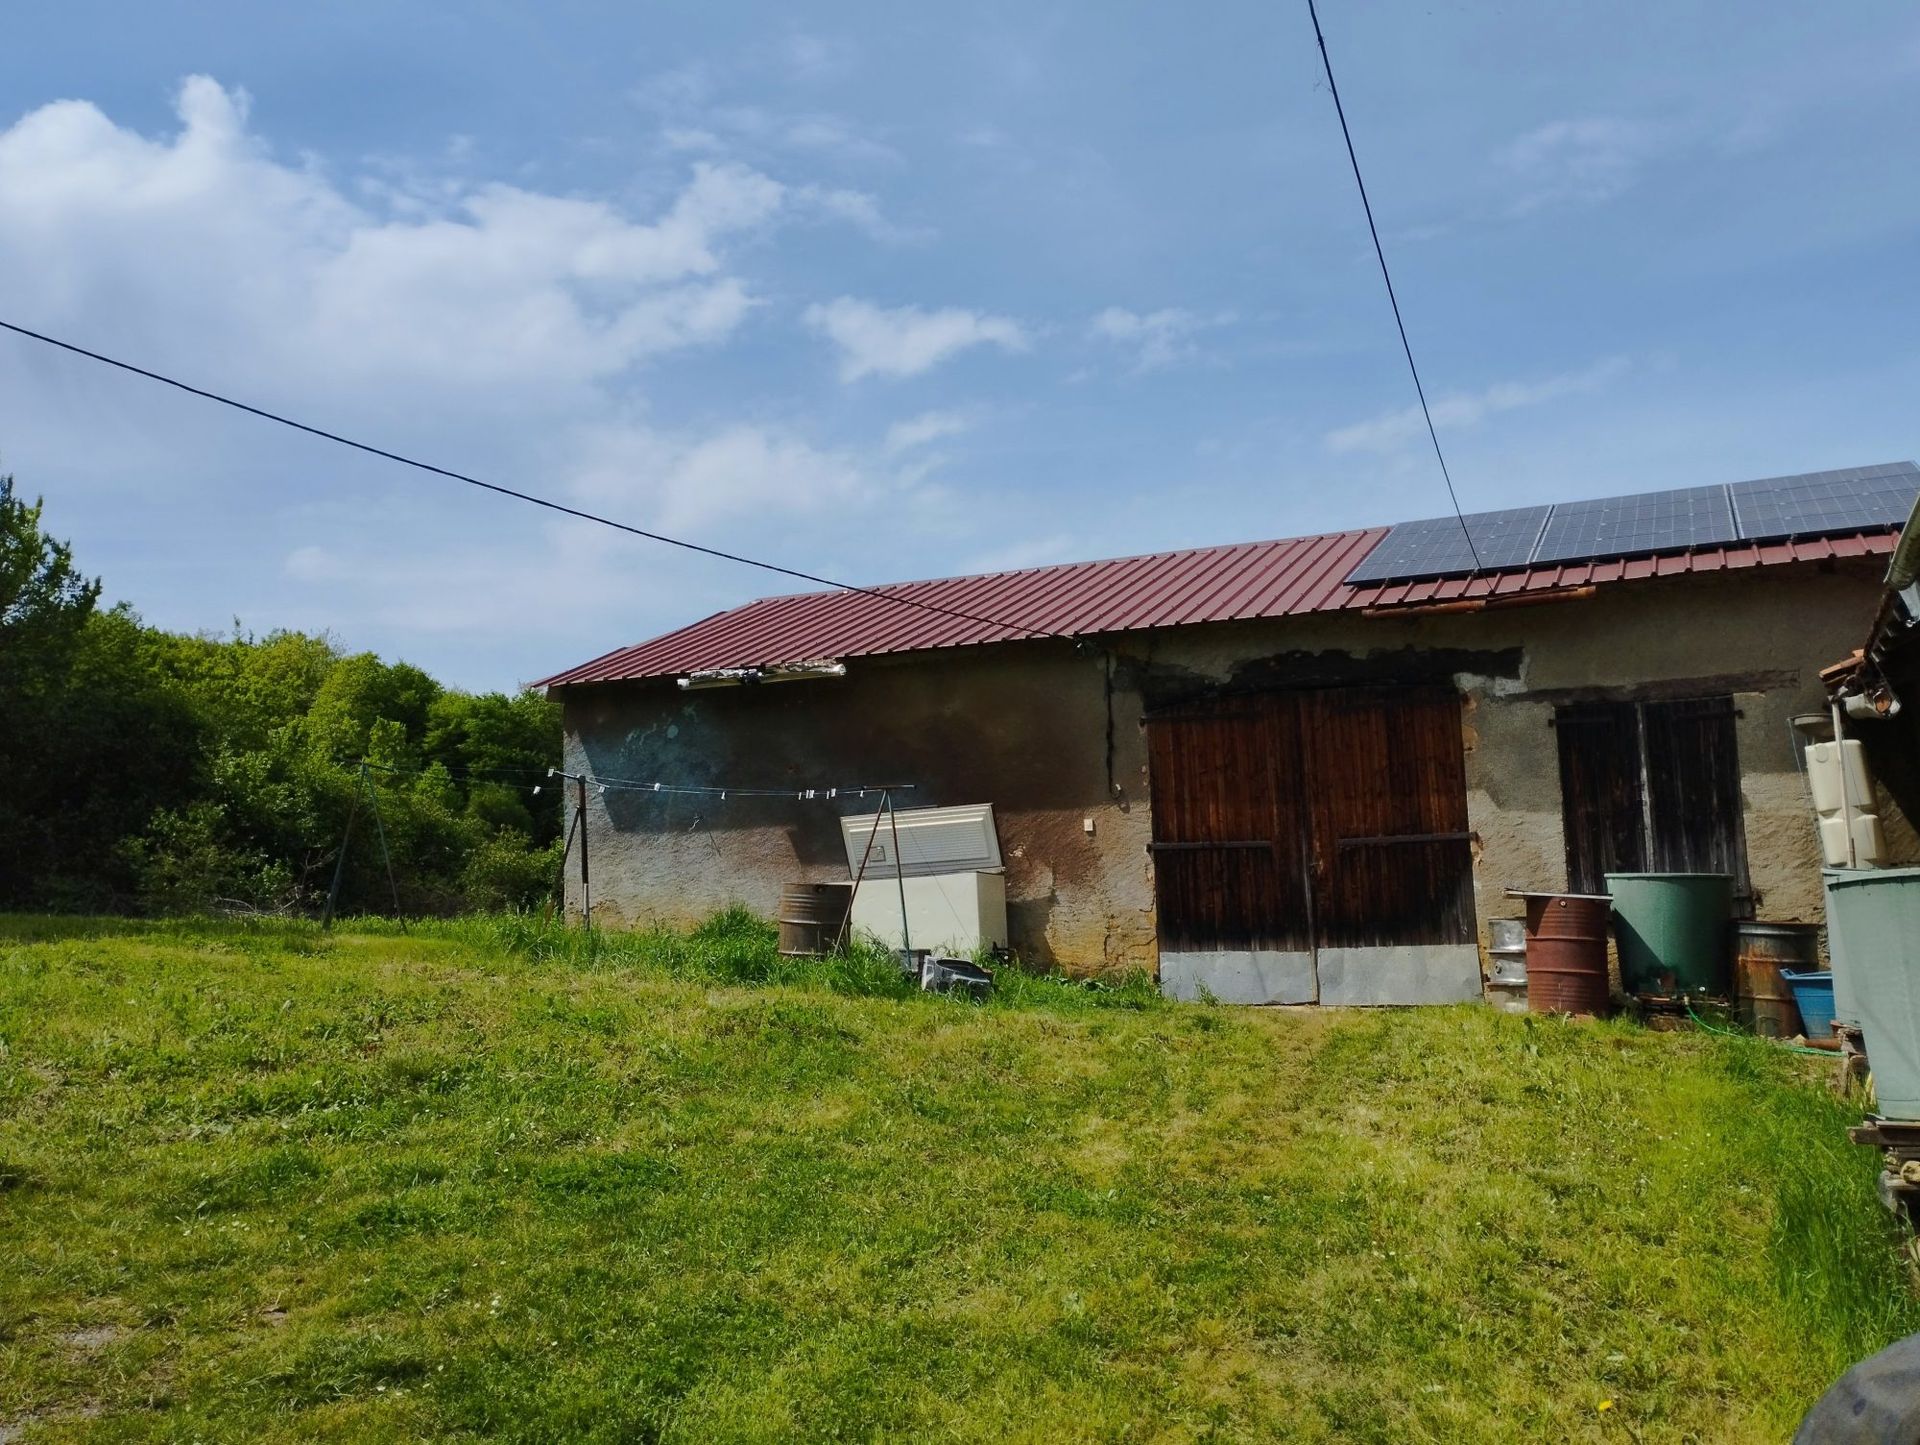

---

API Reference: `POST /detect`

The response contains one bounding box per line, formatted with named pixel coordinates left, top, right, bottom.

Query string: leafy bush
left=462, top=835, right=564, bottom=912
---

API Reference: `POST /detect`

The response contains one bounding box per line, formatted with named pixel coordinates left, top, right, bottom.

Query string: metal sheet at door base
left=1315, top=945, right=1482, bottom=1006
left=1160, top=950, right=1317, bottom=1004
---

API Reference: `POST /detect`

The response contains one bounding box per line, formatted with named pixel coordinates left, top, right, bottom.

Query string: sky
left=2, top=2, right=1917, bottom=692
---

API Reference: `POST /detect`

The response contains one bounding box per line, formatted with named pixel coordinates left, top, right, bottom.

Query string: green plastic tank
left=1604, top=872, right=1734, bottom=996
left=1826, top=867, right=1920, bottom=1120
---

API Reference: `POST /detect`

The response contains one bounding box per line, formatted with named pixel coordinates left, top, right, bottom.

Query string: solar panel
left=1532, top=484, right=1738, bottom=566
left=1729, top=462, right=1920, bottom=542
left=1343, top=461, right=1918, bottom=586
left=1344, top=505, right=1549, bottom=583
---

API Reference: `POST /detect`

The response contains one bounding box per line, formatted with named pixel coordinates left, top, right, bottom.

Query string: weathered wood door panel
left=1555, top=695, right=1751, bottom=909
left=1556, top=702, right=1649, bottom=895
left=1302, top=686, right=1476, bottom=951
left=1145, top=698, right=1311, bottom=956
left=1644, top=697, right=1749, bottom=894
left=1147, top=686, right=1479, bottom=1004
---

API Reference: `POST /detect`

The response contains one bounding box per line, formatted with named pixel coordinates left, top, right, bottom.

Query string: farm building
left=538, top=462, right=1920, bottom=1006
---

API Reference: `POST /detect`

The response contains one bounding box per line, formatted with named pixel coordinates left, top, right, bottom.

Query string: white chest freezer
left=840, top=803, right=1008, bottom=955
left=849, top=870, right=1008, bottom=956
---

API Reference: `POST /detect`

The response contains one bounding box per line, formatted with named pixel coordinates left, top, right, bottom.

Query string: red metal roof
left=535, top=526, right=1900, bottom=689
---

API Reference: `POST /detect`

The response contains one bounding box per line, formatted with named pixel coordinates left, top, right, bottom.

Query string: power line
left=1303, top=0, right=1484, bottom=572
left=0, top=318, right=1078, bottom=644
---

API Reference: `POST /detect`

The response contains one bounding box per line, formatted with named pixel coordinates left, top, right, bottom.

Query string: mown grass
left=1, top=913, right=1915, bottom=1442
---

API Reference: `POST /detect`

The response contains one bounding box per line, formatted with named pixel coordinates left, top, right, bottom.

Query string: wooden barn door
left=1146, top=696, right=1316, bottom=1004
left=1300, top=686, right=1479, bottom=1004
left=1148, top=685, right=1480, bottom=1005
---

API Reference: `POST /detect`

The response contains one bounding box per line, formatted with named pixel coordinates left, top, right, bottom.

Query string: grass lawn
left=2, top=913, right=1917, bottom=1442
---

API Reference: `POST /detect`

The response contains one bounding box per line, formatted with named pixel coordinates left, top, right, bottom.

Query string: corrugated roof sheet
left=536, top=524, right=1900, bottom=689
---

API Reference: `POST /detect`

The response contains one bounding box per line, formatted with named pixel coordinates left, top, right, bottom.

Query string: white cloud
left=278, top=518, right=649, bottom=651
left=884, top=410, right=972, bottom=453
left=1089, top=306, right=1233, bottom=371
left=1325, top=358, right=1631, bottom=455
left=781, top=33, right=859, bottom=84
left=959, top=534, right=1082, bottom=574
left=804, top=297, right=1027, bottom=381
left=0, top=79, right=785, bottom=400
left=568, top=420, right=872, bottom=532
left=1498, top=117, right=1659, bottom=215
left=778, top=116, right=897, bottom=166
left=632, top=59, right=901, bottom=168
left=0, top=76, right=949, bottom=687
left=662, top=126, right=726, bottom=154
left=793, top=184, right=922, bottom=244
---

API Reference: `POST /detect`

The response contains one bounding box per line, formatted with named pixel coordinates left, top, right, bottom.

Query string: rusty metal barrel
left=1513, top=892, right=1613, bottom=1016
left=1733, top=920, right=1818, bottom=1038
left=776, top=882, right=854, bottom=956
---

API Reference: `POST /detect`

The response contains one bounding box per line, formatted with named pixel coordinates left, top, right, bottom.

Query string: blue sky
left=2, top=2, right=1917, bottom=690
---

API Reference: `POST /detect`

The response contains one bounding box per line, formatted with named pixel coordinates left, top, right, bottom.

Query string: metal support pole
left=362, top=762, right=404, bottom=923
left=886, top=789, right=912, bottom=968
left=576, top=773, right=592, bottom=926
left=839, top=802, right=884, bottom=953
left=1832, top=698, right=1858, bottom=868
left=320, top=769, right=363, bottom=930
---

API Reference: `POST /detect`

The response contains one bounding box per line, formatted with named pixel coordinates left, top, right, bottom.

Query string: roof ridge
left=700, top=524, right=1390, bottom=612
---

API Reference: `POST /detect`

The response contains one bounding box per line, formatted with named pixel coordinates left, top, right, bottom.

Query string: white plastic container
left=1806, top=739, right=1887, bottom=868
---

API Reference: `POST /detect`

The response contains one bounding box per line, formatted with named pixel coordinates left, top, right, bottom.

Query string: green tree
left=0, top=478, right=117, bottom=904
left=1, top=469, right=562, bottom=916
left=0, top=476, right=99, bottom=681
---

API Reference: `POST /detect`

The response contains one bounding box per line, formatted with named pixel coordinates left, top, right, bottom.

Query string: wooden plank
left=1521, top=670, right=1798, bottom=706
left=1336, top=831, right=1474, bottom=849
left=1304, top=686, right=1475, bottom=951
left=1555, top=701, right=1648, bottom=895
left=1643, top=696, right=1753, bottom=910
left=1147, top=840, right=1275, bottom=852
left=1144, top=696, right=1312, bottom=955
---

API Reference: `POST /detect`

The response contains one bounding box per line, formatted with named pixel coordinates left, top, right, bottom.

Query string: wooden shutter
left=1643, top=696, right=1751, bottom=907
left=1556, top=702, right=1648, bottom=895
left=1554, top=696, right=1750, bottom=907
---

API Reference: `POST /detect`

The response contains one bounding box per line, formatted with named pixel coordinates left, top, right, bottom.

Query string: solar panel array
left=1730, top=463, right=1920, bottom=542
left=1344, top=461, right=1919, bottom=585
left=1343, top=506, right=1547, bottom=583
left=1533, top=484, right=1736, bottom=566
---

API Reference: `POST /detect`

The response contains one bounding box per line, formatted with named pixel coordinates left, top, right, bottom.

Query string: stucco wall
left=560, top=560, right=1886, bottom=973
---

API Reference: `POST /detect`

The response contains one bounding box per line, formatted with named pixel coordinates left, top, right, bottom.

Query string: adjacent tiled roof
left=535, top=525, right=1899, bottom=689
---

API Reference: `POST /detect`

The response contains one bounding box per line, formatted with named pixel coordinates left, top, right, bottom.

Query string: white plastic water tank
left=1806, top=739, right=1887, bottom=868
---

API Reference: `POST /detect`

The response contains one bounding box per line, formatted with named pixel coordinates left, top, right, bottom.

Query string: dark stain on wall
left=569, top=642, right=1118, bottom=912
left=1113, top=644, right=1524, bottom=713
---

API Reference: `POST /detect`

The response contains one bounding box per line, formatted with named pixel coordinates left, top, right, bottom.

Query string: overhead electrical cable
left=1303, top=0, right=1484, bottom=572
left=0, top=318, right=1078, bottom=644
